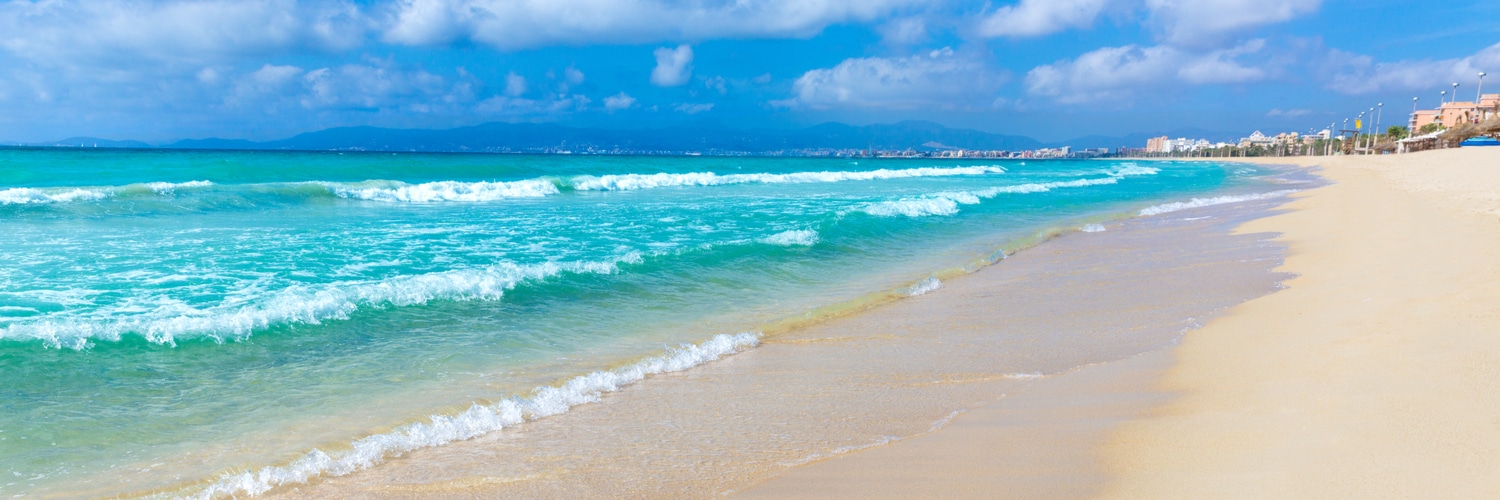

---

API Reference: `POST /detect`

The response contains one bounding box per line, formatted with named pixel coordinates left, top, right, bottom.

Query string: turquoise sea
left=0, top=149, right=1258, bottom=497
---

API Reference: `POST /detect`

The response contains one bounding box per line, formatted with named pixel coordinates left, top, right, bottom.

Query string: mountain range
left=11, top=121, right=1245, bottom=154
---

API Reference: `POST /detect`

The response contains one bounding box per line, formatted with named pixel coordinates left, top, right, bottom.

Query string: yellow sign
left=1355, top=119, right=1362, bottom=129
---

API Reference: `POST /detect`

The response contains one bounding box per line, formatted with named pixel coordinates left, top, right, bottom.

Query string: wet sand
left=271, top=169, right=1299, bottom=498
left=756, top=148, right=1500, bottom=499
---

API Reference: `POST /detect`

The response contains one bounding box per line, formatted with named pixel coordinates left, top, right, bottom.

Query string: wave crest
left=1, top=255, right=642, bottom=349
left=192, top=332, right=760, bottom=499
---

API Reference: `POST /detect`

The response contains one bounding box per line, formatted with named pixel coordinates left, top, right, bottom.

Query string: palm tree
left=1386, top=125, right=1409, bottom=140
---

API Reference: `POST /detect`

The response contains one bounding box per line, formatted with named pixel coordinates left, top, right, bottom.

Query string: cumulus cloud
left=381, top=0, right=918, bottom=50
left=1146, top=0, right=1321, bottom=47
left=784, top=48, right=1005, bottom=110
left=504, top=72, right=527, bottom=97
left=1025, top=40, right=1268, bottom=103
left=978, top=0, right=1113, bottom=38
left=1326, top=42, right=1500, bottom=95
left=651, top=45, right=694, bottom=87
left=604, top=92, right=637, bottom=110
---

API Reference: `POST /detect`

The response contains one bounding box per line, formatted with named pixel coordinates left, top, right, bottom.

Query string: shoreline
left=264, top=165, right=1302, bottom=498
left=749, top=148, right=1500, bottom=498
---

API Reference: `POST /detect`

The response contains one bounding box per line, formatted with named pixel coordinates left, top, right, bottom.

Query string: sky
left=1, top=0, right=1497, bottom=144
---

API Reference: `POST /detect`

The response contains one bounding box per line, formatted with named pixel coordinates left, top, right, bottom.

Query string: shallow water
left=0, top=149, right=1266, bottom=497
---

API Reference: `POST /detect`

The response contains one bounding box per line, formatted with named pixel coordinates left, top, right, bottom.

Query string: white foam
left=191, top=332, right=760, bottom=499
left=856, top=175, right=1129, bottom=219
left=1080, top=223, right=1106, bottom=233
left=1111, top=163, right=1160, bottom=176
left=568, top=165, right=1007, bottom=191
left=0, top=187, right=111, bottom=205
left=143, top=180, right=213, bottom=194
left=760, top=229, right=820, bottom=246
left=1139, top=190, right=1299, bottom=216
left=324, top=179, right=561, bottom=202
left=906, top=277, right=942, bottom=296
left=859, top=197, right=961, bottom=217
left=1, top=255, right=642, bottom=349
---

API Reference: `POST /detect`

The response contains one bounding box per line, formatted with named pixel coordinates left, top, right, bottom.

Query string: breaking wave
left=759, top=229, right=820, bottom=246
left=1, top=256, right=642, bottom=349
left=192, top=332, right=760, bottom=499
left=1139, top=190, right=1299, bottom=216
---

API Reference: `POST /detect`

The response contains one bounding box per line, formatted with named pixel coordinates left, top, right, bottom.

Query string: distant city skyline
left=1, top=0, right=1496, bottom=143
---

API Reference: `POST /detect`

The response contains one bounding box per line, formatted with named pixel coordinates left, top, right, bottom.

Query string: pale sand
left=1101, top=148, right=1500, bottom=498
left=749, top=148, right=1500, bottom=498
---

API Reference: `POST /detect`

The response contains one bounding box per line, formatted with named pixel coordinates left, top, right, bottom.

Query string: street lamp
left=1375, top=102, right=1383, bottom=153
left=1411, top=96, right=1419, bottom=134
left=1452, top=82, right=1460, bottom=103
left=1479, top=72, right=1488, bottom=120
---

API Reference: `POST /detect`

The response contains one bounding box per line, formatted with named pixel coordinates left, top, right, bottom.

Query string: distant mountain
left=25, top=137, right=153, bottom=149
left=158, top=120, right=1048, bottom=154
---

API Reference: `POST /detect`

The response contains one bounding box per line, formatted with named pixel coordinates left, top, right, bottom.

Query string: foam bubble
left=906, top=277, right=942, bottom=296
left=760, top=229, right=820, bottom=246
left=1139, top=190, right=1299, bottom=216
left=191, top=332, right=760, bottom=499
left=1080, top=223, right=1106, bottom=233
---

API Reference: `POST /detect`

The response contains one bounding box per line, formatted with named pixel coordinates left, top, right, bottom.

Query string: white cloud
left=1327, top=42, right=1500, bottom=95
left=785, top=47, right=1005, bottom=110
left=381, top=0, right=918, bottom=50
left=604, top=92, right=636, bottom=110
left=1025, top=41, right=1268, bottom=103
left=978, top=0, right=1112, bottom=38
left=1146, top=0, right=1320, bottom=47
left=674, top=103, right=714, bottom=114
left=504, top=72, right=527, bottom=97
left=0, top=0, right=365, bottom=67
left=651, top=45, right=694, bottom=87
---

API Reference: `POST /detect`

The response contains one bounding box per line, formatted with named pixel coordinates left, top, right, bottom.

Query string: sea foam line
left=191, top=331, right=761, bottom=499
left=1, top=256, right=641, bottom=349
left=0, top=181, right=216, bottom=205
left=1139, top=189, right=1300, bottom=216
left=854, top=169, right=1148, bottom=219
left=568, top=165, right=1006, bottom=191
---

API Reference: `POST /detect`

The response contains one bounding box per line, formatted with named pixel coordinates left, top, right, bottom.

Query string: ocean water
left=0, top=149, right=1257, bottom=497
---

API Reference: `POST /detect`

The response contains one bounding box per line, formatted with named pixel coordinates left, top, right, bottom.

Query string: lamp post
left=1375, top=102, right=1383, bottom=153
left=1366, top=107, right=1375, bottom=153
left=1452, top=82, right=1460, bottom=103
left=1479, top=71, right=1488, bottom=120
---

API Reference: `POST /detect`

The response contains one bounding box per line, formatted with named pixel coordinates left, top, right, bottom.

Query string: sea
left=0, top=148, right=1278, bottom=498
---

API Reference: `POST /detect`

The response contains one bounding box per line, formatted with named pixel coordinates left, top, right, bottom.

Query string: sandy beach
left=751, top=148, right=1500, bottom=498
left=253, top=148, right=1500, bottom=499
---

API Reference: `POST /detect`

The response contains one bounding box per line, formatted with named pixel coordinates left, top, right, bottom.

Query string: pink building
left=1412, top=94, right=1500, bottom=131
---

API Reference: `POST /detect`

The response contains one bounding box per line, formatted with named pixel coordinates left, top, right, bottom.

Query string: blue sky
left=1, top=0, right=1496, bottom=143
